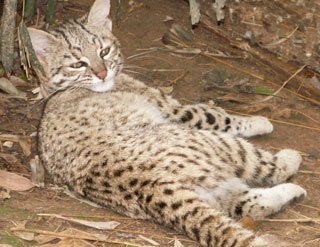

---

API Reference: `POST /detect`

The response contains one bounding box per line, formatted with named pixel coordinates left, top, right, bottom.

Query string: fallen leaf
left=13, top=231, right=34, bottom=241
left=0, top=134, right=32, bottom=156
left=0, top=152, right=29, bottom=174
left=239, top=216, right=260, bottom=230
left=3, top=141, right=13, bottom=148
left=37, top=238, right=96, bottom=247
left=38, top=214, right=120, bottom=230
left=0, top=77, right=26, bottom=97
left=0, top=170, right=34, bottom=191
left=34, top=228, right=107, bottom=244
left=159, top=86, right=173, bottom=94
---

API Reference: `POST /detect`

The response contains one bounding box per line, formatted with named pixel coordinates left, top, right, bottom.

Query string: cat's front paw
left=240, top=116, right=273, bottom=138
left=252, top=234, right=303, bottom=247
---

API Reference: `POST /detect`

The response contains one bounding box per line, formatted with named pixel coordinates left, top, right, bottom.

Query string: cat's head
left=28, top=0, right=123, bottom=96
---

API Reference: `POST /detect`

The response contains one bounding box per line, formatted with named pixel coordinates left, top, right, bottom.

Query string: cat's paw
left=240, top=116, right=273, bottom=138
left=273, top=183, right=307, bottom=207
left=276, top=149, right=302, bottom=174
left=252, top=234, right=303, bottom=247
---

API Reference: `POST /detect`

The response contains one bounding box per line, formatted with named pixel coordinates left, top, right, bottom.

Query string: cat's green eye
left=71, top=61, right=88, bottom=69
left=100, top=47, right=111, bottom=58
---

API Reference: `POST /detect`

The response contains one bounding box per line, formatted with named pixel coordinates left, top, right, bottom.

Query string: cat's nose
left=97, top=70, right=107, bottom=79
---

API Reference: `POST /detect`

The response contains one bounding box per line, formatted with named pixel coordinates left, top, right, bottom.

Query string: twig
left=267, top=26, right=299, bottom=47
left=297, top=203, right=320, bottom=212
left=168, top=71, right=189, bottom=85
left=254, top=65, right=306, bottom=103
left=299, top=170, right=320, bottom=175
left=262, top=218, right=320, bottom=224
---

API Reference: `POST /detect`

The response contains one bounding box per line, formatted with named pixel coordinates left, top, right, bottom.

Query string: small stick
left=168, top=71, right=189, bottom=85
left=255, top=64, right=306, bottom=103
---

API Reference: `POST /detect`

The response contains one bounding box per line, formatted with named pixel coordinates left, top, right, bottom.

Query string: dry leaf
left=3, top=141, right=13, bottom=148
left=139, top=235, right=160, bottom=245
left=38, top=214, right=120, bottom=230
left=0, top=244, right=14, bottom=247
left=34, top=228, right=107, bottom=244
left=37, top=238, right=96, bottom=247
left=0, top=134, right=32, bottom=156
left=0, top=78, right=26, bottom=97
left=13, top=231, right=35, bottom=241
left=159, top=86, right=173, bottom=94
left=63, top=189, right=102, bottom=208
left=0, top=152, right=29, bottom=174
left=0, top=170, right=35, bottom=191
left=239, top=216, right=260, bottom=230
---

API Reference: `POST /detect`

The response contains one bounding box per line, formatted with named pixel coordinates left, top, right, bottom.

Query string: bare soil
left=0, top=0, right=319, bottom=246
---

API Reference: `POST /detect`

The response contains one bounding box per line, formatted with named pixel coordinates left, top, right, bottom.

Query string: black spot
left=192, top=228, right=200, bottom=241
left=235, top=167, right=244, bottom=178
left=225, top=117, right=231, bottom=125
left=102, top=181, right=111, bottom=187
left=230, top=239, right=238, bottom=247
left=235, top=200, right=247, bottom=216
left=206, top=230, right=212, bottom=246
left=118, top=185, right=127, bottom=192
left=141, top=180, right=151, bottom=187
left=157, top=101, right=163, bottom=108
left=91, top=170, right=100, bottom=176
left=186, top=198, right=195, bottom=203
left=124, top=194, right=132, bottom=200
left=205, top=112, right=216, bottom=125
left=146, top=194, right=153, bottom=203
left=114, top=169, right=125, bottom=177
left=171, top=202, right=182, bottom=210
left=181, top=111, right=193, bottom=122
left=200, top=215, right=215, bottom=227
left=192, top=207, right=200, bottom=216
left=129, top=179, right=138, bottom=187
left=198, top=175, right=206, bottom=182
left=102, top=160, right=108, bottom=167
left=223, top=126, right=231, bottom=132
left=214, top=124, right=219, bottom=130
left=164, top=189, right=174, bottom=195
left=156, top=201, right=167, bottom=209
left=173, top=109, right=179, bottom=115
left=195, top=120, right=202, bottom=129
left=103, top=189, right=112, bottom=194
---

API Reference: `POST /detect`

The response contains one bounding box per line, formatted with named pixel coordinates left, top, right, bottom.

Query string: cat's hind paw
left=238, top=116, right=273, bottom=138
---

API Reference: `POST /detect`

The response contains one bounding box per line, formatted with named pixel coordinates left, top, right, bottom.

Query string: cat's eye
left=71, top=61, right=88, bottom=69
left=100, top=47, right=111, bottom=58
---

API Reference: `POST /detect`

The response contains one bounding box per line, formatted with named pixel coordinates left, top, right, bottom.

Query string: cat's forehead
left=51, top=19, right=116, bottom=50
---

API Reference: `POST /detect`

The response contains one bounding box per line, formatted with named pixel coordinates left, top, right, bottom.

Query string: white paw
left=276, top=149, right=302, bottom=176
left=252, top=234, right=303, bottom=247
left=242, top=116, right=273, bottom=137
left=272, top=183, right=307, bottom=206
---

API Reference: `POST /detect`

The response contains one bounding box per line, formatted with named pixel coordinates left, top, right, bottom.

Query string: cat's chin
left=90, top=78, right=115, bottom=92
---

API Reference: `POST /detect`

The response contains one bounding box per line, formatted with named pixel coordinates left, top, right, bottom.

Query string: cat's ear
left=27, top=28, right=59, bottom=61
left=87, top=0, right=112, bottom=30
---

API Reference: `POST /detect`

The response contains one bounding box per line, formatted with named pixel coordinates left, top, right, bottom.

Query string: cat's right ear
left=87, top=0, right=112, bottom=30
left=27, top=28, right=59, bottom=61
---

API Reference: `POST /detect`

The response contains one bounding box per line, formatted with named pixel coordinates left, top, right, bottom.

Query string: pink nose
left=97, top=70, right=107, bottom=79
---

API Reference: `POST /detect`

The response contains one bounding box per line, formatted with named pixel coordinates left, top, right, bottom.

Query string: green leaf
left=253, top=87, right=274, bottom=95
left=19, top=75, right=28, bottom=81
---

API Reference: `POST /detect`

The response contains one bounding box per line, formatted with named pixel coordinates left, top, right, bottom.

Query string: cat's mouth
left=90, top=70, right=117, bottom=92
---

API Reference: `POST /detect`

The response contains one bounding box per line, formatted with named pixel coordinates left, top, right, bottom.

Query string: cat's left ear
left=87, top=0, right=112, bottom=30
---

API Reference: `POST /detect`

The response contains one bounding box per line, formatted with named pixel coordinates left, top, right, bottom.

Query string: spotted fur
left=32, top=0, right=306, bottom=246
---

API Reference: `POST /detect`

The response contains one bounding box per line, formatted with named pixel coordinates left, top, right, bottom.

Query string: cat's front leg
left=167, top=103, right=273, bottom=138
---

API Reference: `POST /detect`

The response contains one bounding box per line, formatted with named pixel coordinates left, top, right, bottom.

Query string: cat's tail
left=144, top=184, right=265, bottom=247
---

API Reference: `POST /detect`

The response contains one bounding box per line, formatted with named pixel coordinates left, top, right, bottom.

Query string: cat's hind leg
left=228, top=183, right=307, bottom=220
left=195, top=178, right=306, bottom=220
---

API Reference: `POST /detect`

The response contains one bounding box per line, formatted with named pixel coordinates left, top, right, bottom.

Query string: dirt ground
left=0, top=0, right=320, bottom=246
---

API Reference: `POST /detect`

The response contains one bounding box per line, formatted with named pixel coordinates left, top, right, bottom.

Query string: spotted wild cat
left=29, top=0, right=306, bottom=246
